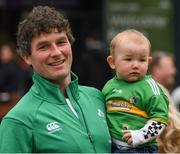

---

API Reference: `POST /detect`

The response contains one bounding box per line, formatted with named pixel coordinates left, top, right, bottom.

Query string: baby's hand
left=122, top=130, right=133, bottom=145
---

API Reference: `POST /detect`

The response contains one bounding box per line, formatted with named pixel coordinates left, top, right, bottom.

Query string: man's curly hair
left=17, top=5, right=75, bottom=55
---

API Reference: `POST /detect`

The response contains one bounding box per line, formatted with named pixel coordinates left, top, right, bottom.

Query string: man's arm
left=0, top=118, right=32, bottom=152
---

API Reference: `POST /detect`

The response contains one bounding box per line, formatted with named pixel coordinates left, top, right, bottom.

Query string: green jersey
left=102, top=75, right=168, bottom=147
left=0, top=72, right=111, bottom=153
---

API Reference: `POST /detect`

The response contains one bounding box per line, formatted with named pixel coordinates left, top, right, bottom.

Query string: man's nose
left=51, top=43, right=61, bottom=56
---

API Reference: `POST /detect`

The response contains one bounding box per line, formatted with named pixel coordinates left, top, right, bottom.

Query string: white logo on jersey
left=112, top=89, right=122, bottom=94
left=46, top=122, right=62, bottom=133
left=98, top=109, right=105, bottom=117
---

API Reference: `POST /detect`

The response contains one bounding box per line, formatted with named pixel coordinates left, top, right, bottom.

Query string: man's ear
left=148, top=56, right=152, bottom=65
left=21, top=53, right=32, bottom=65
left=107, top=55, right=115, bottom=69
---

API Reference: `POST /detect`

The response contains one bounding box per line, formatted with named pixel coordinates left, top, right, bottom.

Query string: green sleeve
left=0, top=118, right=33, bottom=152
left=146, top=94, right=169, bottom=124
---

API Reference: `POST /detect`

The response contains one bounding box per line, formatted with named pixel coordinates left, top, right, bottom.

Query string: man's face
left=154, top=56, right=177, bottom=89
left=22, top=30, right=73, bottom=84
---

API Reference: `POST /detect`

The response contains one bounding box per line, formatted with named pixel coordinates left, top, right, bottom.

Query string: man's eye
left=56, top=42, right=63, bottom=46
left=38, top=45, right=49, bottom=50
left=56, top=40, right=67, bottom=46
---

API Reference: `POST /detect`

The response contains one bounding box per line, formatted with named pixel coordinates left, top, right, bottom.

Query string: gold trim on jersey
left=107, top=100, right=148, bottom=118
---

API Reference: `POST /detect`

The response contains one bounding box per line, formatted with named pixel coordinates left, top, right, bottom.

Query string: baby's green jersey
left=102, top=75, right=169, bottom=147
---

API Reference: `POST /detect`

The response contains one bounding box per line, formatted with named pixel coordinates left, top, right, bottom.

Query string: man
left=0, top=6, right=111, bottom=153
left=148, top=51, right=177, bottom=91
left=171, top=87, right=180, bottom=111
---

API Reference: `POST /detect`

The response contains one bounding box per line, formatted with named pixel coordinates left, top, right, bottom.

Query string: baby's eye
left=140, top=59, right=146, bottom=62
left=124, top=58, right=132, bottom=61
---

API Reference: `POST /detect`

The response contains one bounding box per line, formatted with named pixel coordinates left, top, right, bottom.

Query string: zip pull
left=88, top=132, right=93, bottom=142
left=87, top=132, right=97, bottom=152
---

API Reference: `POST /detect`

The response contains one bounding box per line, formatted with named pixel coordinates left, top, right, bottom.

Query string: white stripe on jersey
left=151, top=79, right=160, bottom=95
left=147, top=79, right=160, bottom=95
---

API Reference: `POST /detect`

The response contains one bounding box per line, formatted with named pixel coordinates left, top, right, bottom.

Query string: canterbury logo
left=147, top=79, right=160, bottom=95
left=46, top=122, right=62, bottom=133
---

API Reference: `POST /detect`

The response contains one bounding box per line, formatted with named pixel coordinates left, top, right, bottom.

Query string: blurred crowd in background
left=0, top=41, right=32, bottom=119
left=0, top=0, right=180, bottom=119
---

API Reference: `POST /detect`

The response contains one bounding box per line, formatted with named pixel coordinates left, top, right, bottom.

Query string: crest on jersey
left=129, top=96, right=137, bottom=104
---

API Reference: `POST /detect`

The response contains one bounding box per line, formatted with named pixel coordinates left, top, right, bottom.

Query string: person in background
left=171, top=86, right=180, bottom=111
left=148, top=51, right=180, bottom=152
left=16, top=55, right=33, bottom=96
left=73, top=35, right=112, bottom=90
left=0, top=42, right=21, bottom=121
left=148, top=51, right=180, bottom=110
left=0, top=5, right=111, bottom=153
left=157, top=84, right=180, bottom=153
left=148, top=51, right=177, bottom=91
left=102, top=29, right=169, bottom=153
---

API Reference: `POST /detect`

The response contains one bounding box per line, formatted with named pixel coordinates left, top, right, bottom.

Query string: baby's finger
left=122, top=129, right=130, bottom=133
left=122, top=132, right=131, bottom=140
left=127, top=137, right=133, bottom=145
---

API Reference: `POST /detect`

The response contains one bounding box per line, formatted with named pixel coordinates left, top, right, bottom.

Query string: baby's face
left=109, top=39, right=151, bottom=82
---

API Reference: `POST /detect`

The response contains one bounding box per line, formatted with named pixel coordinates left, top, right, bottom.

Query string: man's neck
left=59, top=75, right=71, bottom=96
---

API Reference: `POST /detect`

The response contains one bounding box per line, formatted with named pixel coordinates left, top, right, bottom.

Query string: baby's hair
left=110, top=29, right=151, bottom=55
left=157, top=84, right=180, bottom=153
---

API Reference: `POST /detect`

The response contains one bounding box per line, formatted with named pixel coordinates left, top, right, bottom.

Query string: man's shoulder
left=78, top=85, right=104, bottom=98
left=79, top=85, right=101, bottom=93
left=2, top=91, right=43, bottom=126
